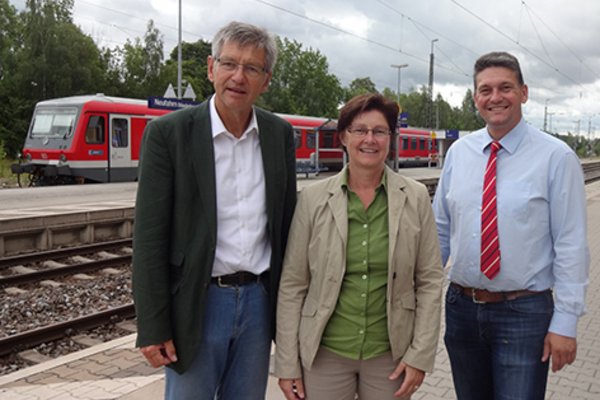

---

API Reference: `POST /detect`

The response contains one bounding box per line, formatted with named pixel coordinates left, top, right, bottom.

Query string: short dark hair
left=338, top=93, right=400, bottom=134
left=212, top=21, right=277, bottom=73
left=473, top=52, right=524, bottom=89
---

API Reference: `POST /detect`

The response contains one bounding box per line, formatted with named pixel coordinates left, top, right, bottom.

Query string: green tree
left=3, top=0, right=107, bottom=155
left=98, top=46, right=125, bottom=95
left=0, top=0, right=25, bottom=157
left=260, top=37, right=343, bottom=117
left=344, top=77, right=377, bottom=102
left=398, top=86, right=429, bottom=127
left=456, top=89, right=484, bottom=130
left=121, top=20, right=165, bottom=98
left=433, top=93, right=452, bottom=129
left=381, top=87, right=398, bottom=104
left=162, top=39, right=213, bottom=101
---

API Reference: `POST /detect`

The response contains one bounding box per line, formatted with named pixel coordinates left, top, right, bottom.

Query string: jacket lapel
left=387, top=167, right=407, bottom=262
left=257, top=111, right=279, bottom=233
left=190, top=103, right=217, bottom=245
left=327, top=169, right=349, bottom=248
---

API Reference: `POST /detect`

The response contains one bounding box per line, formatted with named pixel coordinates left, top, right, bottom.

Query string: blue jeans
left=444, top=284, right=553, bottom=400
left=165, top=281, right=271, bottom=400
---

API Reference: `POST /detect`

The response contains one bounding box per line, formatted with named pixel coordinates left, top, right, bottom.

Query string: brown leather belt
left=450, top=282, right=548, bottom=304
left=211, top=271, right=264, bottom=287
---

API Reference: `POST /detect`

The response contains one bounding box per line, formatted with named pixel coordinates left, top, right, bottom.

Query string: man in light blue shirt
left=433, top=51, right=589, bottom=400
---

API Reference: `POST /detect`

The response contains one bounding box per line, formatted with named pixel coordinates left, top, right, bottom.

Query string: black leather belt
left=450, top=282, right=548, bottom=304
left=211, top=271, right=264, bottom=287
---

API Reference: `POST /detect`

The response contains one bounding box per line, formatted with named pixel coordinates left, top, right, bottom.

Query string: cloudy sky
left=12, top=0, right=600, bottom=136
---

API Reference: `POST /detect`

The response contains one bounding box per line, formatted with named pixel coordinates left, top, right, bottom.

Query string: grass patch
left=0, top=158, right=19, bottom=187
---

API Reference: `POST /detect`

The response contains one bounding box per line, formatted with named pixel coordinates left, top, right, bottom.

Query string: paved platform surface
left=0, top=178, right=597, bottom=400
left=0, top=168, right=440, bottom=220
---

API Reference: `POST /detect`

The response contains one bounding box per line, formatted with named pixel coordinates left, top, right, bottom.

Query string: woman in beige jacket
left=275, top=93, right=443, bottom=400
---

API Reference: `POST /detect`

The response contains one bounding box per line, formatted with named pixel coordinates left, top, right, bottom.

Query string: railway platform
left=0, top=177, right=599, bottom=399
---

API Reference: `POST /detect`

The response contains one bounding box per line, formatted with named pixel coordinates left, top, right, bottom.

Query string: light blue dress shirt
left=433, top=118, right=589, bottom=337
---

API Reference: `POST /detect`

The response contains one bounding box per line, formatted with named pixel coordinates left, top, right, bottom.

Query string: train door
left=109, top=115, right=131, bottom=182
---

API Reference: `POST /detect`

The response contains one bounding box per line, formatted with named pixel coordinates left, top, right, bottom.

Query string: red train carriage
left=394, top=127, right=438, bottom=167
left=276, top=113, right=341, bottom=171
left=12, top=94, right=438, bottom=185
left=12, top=94, right=171, bottom=185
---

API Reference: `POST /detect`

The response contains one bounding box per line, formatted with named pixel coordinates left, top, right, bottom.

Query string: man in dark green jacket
left=132, top=21, right=296, bottom=400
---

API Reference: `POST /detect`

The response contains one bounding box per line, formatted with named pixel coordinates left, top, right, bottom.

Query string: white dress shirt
left=209, top=96, right=271, bottom=276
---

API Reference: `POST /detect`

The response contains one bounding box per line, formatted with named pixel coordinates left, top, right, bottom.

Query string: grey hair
left=473, top=51, right=524, bottom=89
left=211, top=21, right=278, bottom=73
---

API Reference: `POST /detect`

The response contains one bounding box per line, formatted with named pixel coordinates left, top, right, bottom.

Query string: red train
left=12, top=94, right=438, bottom=185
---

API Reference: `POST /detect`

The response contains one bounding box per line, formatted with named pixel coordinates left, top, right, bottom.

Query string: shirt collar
left=209, top=95, right=259, bottom=139
left=481, top=118, right=527, bottom=155
left=341, top=167, right=388, bottom=193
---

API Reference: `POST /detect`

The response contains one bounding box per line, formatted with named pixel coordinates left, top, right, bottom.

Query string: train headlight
left=59, top=153, right=67, bottom=164
left=25, top=153, right=32, bottom=162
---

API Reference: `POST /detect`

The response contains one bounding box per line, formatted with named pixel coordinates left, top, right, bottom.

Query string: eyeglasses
left=346, top=126, right=391, bottom=138
left=216, top=57, right=267, bottom=79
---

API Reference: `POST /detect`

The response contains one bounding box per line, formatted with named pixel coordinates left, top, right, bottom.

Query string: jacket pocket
left=301, top=296, right=319, bottom=317
left=399, top=292, right=416, bottom=310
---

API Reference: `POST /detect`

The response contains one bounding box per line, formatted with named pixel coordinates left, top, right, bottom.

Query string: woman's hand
left=278, top=378, right=306, bottom=399
left=389, top=361, right=425, bottom=398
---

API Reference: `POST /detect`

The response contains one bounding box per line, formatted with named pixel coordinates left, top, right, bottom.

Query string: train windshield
left=30, top=107, right=78, bottom=138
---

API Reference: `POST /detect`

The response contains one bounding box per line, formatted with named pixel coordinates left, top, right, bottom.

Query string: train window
left=31, top=107, right=77, bottom=138
left=402, top=137, right=409, bottom=150
left=419, top=139, right=426, bottom=150
left=111, top=118, right=129, bottom=148
left=321, top=130, right=335, bottom=148
left=411, top=137, right=417, bottom=150
left=306, top=131, right=316, bottom=149
left=85, top=116, right=105, bottom=144
left=294, top=129, right=302, bottom=149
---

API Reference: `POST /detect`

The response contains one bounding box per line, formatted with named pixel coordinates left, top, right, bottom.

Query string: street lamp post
left=390, top=64, right=408, bottom=105
left=427, top=38, right=439, bottom=128
left=543, top=99, right=549, bottom=132
left=177, top=0, right=182, bottom=99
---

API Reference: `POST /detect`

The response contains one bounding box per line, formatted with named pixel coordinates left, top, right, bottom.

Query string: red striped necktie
left=481, top=140, right=502, bottom=280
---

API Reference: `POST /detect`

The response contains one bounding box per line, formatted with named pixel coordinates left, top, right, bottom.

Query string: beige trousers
left=303, top=347, right=410, bottom=400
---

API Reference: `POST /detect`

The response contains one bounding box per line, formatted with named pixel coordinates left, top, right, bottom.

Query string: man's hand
left=140, top=339, right=178, bottom=368
left=278, top=378, right=305, bottom=399
left=542, top=332, right=577, bottom=372
left=389, top=361, right=425, bottom=398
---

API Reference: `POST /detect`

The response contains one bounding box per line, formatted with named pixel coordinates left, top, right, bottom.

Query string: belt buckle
left=216, top=276, right=232, bottom=288
left=471, top=288, right=486, bottom=304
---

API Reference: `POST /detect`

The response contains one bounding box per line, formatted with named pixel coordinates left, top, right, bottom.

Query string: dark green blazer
left=132, top=99, right=297, bottom=374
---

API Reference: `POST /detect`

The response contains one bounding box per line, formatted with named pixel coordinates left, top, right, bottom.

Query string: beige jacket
left=274, top=166, right=443, bottom=378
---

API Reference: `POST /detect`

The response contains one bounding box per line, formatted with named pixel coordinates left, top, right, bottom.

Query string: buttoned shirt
left=209, top=96, right=270, bottom=276
left=321, top=170, right=390, bottom=359
left=433, top=118, right=589, bottom=337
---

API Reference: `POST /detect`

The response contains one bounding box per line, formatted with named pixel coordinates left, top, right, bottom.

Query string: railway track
left=0, top=303, right=135, bottom=357
left=0, top=239, right=132, bottom=287
left=0, top=238, right=132, bottom=269
left=0, top=239, right=135, bottom=367
left=583, top=161, right=600, bottom=184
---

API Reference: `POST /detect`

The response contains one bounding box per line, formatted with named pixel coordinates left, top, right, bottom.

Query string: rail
left=0, top=304, right=135, bottom=356
left=0, top=254, right=131, bottom=286
left=0, top=238, right=132, bottom=269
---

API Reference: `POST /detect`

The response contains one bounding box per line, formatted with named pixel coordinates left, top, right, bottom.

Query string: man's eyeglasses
left=346, top=126, right=391, bottom=138
left=216, top=58, right=267, bottom=79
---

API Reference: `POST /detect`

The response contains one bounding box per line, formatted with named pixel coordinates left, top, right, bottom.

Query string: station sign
left=148, top=96, right=199, bottom=110
left=445, top=129, right=459, bottom=139
left=398, top=112, right=409, bottom=128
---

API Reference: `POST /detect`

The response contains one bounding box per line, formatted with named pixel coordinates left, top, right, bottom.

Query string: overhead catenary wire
left=450, top=0, right=585, bottom=90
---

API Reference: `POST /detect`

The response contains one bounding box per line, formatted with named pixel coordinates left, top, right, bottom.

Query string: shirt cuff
left=548, top=311, right=578, bottom=338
